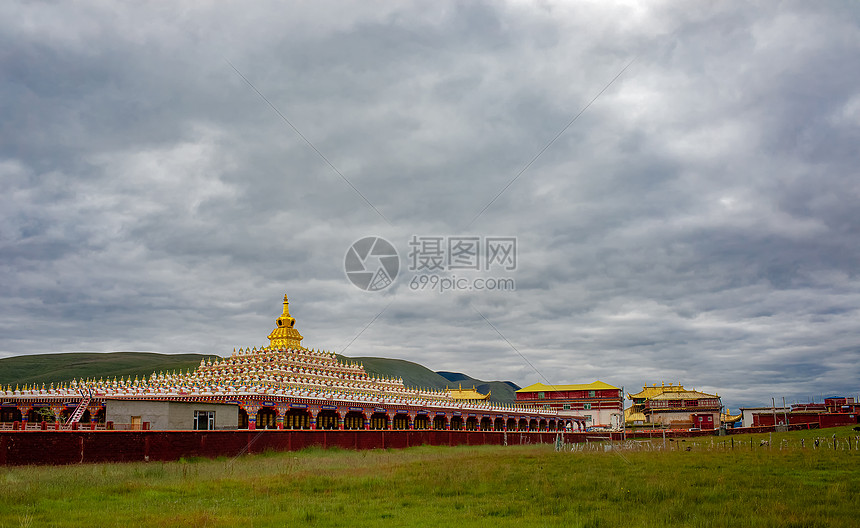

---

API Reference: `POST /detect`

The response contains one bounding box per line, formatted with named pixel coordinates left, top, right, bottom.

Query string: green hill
left=337, top=356, right=449, bottom=391
left=338, top=357, right=519, bottom=403
left=436, top=371, right=521, bottom=403
left=0, top=352, right=210, bottom=387
left=0, top=352, right=520, bottom=403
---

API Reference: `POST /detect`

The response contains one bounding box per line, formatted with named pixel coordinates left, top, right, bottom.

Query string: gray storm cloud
left=1, top=1, right=858, bottom=409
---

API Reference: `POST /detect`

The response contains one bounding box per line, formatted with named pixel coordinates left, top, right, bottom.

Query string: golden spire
left=267, top=293, right=304, bottom=349
left=277, top=294, right=296, bottom=328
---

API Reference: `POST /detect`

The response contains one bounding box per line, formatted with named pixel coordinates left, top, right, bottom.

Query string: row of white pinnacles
left=1, top=345, right=557, bottom=414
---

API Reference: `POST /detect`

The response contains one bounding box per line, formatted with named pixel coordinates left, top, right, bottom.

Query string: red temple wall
left=3, top=420, right=849, bottom=467
left=0, top=430, right=566, bottom=466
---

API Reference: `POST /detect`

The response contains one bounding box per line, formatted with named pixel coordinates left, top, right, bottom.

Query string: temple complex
left=0, top=295, right=587, bottom=432
left=626, top=383, right=722, bottom=429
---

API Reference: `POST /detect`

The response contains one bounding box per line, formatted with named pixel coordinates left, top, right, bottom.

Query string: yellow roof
left=624, top=407, right=646, bottom=423
left=650, top=390, right=718, bottom=400
left=516, top=380, right=619, bottom=393
left=628, top=383, right=688, bottom=400
left=447, top=386, right=491, bottom=400
left=722, top=410, right=742, bottom=423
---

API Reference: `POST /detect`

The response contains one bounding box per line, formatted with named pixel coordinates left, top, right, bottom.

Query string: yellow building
left=626, top=383, right=689, bottom=425
left=626, top=382, right=722, bottom=430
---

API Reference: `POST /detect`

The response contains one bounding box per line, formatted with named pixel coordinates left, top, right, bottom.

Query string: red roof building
left=515, top=381, right=623, bottom=430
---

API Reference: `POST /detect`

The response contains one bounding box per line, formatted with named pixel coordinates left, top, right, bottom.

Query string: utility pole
left=783, top=396, right=789, bottom=426
left=621, top=386, right=626, bottom=443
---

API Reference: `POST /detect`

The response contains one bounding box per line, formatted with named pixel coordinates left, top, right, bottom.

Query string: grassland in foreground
left=1, top=426, right=858, bottom=528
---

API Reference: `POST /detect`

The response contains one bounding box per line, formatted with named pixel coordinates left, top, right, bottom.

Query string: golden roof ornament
left=267, top=293, right=304, bottom=349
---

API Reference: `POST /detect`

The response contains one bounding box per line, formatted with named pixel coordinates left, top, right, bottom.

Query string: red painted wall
left=5, top=421, right=844, bottom=467
left=725, top=424, right=808, bottom=435
left=0, top=430, right=567, bottom=466
left=0, top=429, right=711, bottom=466
left=751, top=412, right=858, bottom=429
left=754, top=413, right=821, bottom=427
left=819, top=413, right=859, bottom=428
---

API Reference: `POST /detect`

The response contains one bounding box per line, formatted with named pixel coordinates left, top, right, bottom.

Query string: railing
left=0, top=420, right=588, bottom=433
left=0, top=422, right=112, bottom=431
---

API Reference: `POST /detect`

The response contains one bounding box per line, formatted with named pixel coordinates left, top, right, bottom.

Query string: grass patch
left=0, top=427, right=858, bottom=527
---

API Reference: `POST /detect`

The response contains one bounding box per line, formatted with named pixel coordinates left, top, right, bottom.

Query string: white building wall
left=105, top=400, right=238, bottom=430
left=740, top=407, right=789, bottom=428
left=584, top=408, right=622, bottom=429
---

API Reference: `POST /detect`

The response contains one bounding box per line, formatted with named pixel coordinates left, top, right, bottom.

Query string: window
left=584, top=403, right=591, bottom=410
left=194, top=410, right=215, bottom=430
left=538, top=392, right=545, bottom=399
left=131, top=416, right=142, bottom=430
left=563, top=403, right=571, bottom=410
left=589, top=390, right=595, bottom=398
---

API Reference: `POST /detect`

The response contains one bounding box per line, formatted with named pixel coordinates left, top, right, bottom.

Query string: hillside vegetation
left=340, top=356, right=519, bottom=402
left=0, top=352, right=209, bottom=387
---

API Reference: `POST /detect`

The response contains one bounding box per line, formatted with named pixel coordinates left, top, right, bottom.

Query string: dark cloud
left=1, top=1, right=858, bottom=409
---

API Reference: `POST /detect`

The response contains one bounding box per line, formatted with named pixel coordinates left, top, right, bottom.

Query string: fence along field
left=1, top=426, right=858, bottom=528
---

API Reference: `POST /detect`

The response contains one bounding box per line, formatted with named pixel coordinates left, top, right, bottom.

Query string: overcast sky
left=2, top=1, right=859, bottom=410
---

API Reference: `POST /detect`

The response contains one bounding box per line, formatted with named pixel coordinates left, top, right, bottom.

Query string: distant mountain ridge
left=342, top=357, right=520, bottom=403
left=435, top=371, right=521, bottom=403
left=0, top=352, right=521, bottom=403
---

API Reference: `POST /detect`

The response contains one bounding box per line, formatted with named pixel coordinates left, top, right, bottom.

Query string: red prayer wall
left=0, top=430, right=565, bottom=466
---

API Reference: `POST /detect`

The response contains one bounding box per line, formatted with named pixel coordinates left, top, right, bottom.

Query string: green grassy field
left=1, top=426, right=858, bottom=528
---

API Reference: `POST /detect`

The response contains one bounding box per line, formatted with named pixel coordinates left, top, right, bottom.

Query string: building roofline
left=516, top=381, right=620, bottom=393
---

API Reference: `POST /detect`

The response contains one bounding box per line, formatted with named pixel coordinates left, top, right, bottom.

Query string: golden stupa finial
left=277, top=294, right=294, bottom=327
left=267, top=293, right=304, bottom=349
